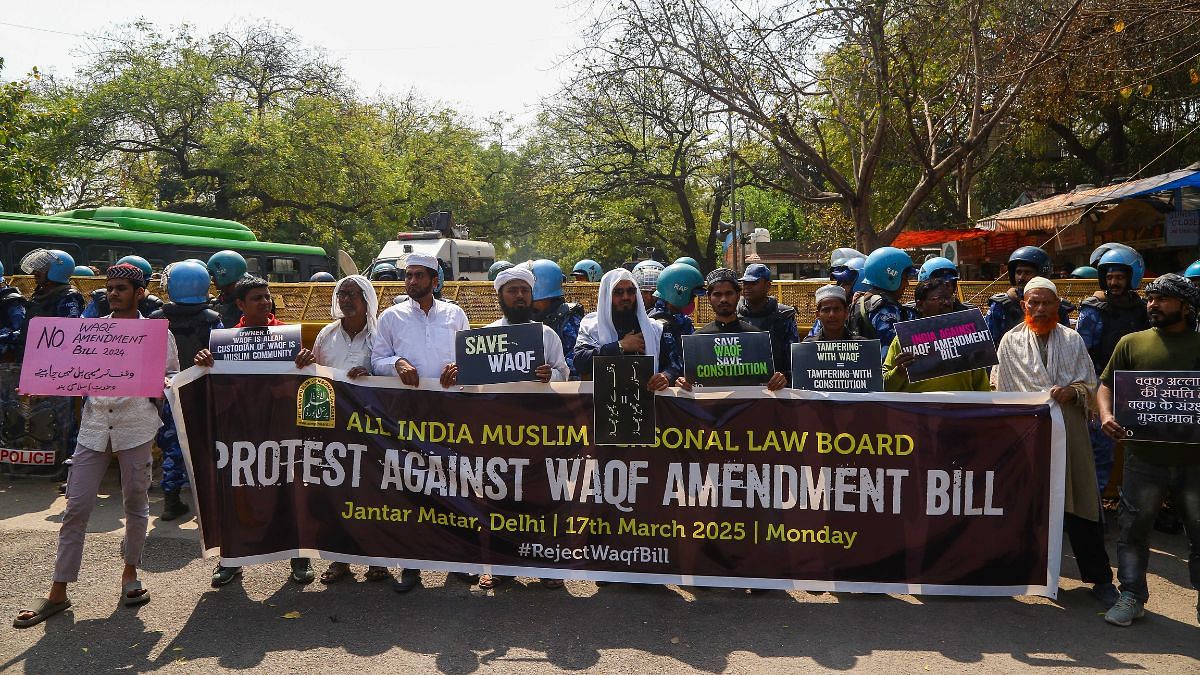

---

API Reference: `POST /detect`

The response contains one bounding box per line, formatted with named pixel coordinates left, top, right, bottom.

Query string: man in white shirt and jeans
left=310, top=275, right=392, bottom=585
left=14, top=263, right=178, bottom=628
left=370, top=253, right=469, bottom=592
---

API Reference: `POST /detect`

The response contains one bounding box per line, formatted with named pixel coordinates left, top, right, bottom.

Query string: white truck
left=368, top=231, right=496, bottom=281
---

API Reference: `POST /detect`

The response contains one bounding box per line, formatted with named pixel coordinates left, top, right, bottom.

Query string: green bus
left=0, top=208, right=333, bottom=282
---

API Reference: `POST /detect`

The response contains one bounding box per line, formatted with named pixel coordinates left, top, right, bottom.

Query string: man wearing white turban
left=992, top=276, right=1117, bottom=609
left=573, top=268, right=679, bottom=389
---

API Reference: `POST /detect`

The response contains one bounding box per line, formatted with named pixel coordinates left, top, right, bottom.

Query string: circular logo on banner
left=296, top=377, right=335, bottom=428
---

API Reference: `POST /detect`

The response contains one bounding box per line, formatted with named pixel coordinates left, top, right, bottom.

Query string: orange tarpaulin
left=891, top=229, right=989, bottom=249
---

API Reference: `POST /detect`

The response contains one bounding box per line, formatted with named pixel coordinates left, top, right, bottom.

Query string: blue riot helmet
left=918, top=256, right=959, bottom=283
left=116, top=255, right=153, bottom=280
left=207, top=250, right=248, bottom=287
left=830, top=247, right=867, bottom=285
left=848, top=256, right=869, bottom=293
left=529, top=259, right=565, bottom=301
left=73, top=266, right=95, bottom=277
left=21, top=249, right=76, bottom=284
left=862, top=247, right=915, bottom=293
left=655, top=263, right=704, bottom=308
left=310, top=271, right=336, bottom=282
left=1089, top=242, right=1138, bottom=268
left=371, top=263, right=399, bottom=281
left=1186, top=260, right=1200, bottom=281
left=1006, top=246, right=1052, bottom=286
left=1097, top=247, right=1145, bottom=290
left=570, top=259, right=603, bottom=282
left=489, top=260, right=515, bottom=281
left=166, top=260, right=213, bottom=304
left=830, top=247, right=866, bottom=269
left=435, top=262, right=446, bottom=296
left=673, top=256, right=701, bottom=272
left=0, top=260, right=4, bottom=282
left=1069, top=266, right=1100, bottom=279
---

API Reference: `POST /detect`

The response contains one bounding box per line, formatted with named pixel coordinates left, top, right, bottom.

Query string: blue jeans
left=1088, top=418, right=1115, bottom=493
left=1116, top=453, right=1200, bottom=602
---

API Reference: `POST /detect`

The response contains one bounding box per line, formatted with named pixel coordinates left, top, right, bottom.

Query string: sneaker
left=1104, top=591, right=1145, bottom=627
left=211, top=565, right=243, bottom=588
left=1091, top=582, right=1119, bottom=609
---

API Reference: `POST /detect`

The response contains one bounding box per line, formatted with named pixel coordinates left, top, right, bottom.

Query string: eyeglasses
left=335, top=289, right=362, bottom=299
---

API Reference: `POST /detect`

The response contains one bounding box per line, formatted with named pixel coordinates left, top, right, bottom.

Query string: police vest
left=151, top=303, right=222, bottom=367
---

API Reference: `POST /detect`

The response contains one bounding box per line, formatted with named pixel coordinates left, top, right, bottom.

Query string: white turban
left=1024, top=276, right=1058, bottom=297
left=331, top=275, right=379, bottom=332
left=404, top=253, right=439, bottom=273
left=494, top=266, right=535, bottom=293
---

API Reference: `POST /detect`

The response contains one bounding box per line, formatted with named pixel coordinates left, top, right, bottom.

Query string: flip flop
left=13, top=598, right=71, bottom=628
left=478, top=574, right=512, bottom=590
left=364, top=566, right=393, bottom=582
left=122, top=580, right=150, bottom=607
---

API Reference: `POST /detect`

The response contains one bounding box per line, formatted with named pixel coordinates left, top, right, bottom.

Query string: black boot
left=161, top=490, right=190, bottom=521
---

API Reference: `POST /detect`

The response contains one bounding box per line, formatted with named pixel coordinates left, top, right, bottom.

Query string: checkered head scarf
left=1144, top=273, right=1200, bottom=309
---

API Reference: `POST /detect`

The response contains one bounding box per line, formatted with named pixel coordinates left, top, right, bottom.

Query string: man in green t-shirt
left=1096, top=273, right=1200, bottom=627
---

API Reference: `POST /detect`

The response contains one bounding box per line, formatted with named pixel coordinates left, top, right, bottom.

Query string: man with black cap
left=676, top=268, right=787, bottom=391
left=14, top=263, right=178, bottom=628
left=1097, top=273, right=1200, bottom=627
left=737, top=263, right=800, bottom=383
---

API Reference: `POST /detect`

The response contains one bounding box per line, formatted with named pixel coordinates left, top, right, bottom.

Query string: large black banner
left=169, top=364, right=1066, bottom=596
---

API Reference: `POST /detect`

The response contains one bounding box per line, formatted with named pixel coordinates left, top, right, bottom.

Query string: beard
left=1148, top=308, right=1184, bottom=328
left=500, top=299, right=533, bottom=324
left=1024, top=313, right=1057, bottom=337
left=612, top=306, right=640, bottom=334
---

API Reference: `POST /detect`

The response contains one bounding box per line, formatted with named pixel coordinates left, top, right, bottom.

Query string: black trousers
left=1065, top=512, right=1113, bottom=585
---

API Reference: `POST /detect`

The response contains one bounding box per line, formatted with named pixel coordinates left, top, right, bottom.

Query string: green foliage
left=0, top=59, right=61, bottom=212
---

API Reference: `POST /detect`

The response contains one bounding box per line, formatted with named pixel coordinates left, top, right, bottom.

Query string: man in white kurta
left=992, top=276, right=1117, bottom=608
left=370, top=254, right=469, bottom=387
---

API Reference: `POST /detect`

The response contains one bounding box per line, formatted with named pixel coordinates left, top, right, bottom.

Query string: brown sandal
left=364, top=566, right=392, bottom=582
left=320, top=563, right=353, bottom=584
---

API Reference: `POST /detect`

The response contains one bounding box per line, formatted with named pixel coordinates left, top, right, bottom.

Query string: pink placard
left=19, top=317, right=170, bottom=397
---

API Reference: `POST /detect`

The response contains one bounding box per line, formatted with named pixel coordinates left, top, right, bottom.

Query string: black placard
left=593, top=356, right=656, bottom=445
left=791, top=339, right=883, bottom=392
left=1113, top=370, right=1200, bottom=444
left=893, top=309, right=997, bottom=383
left=455, top=322, right=546, bottom=385
left=208, top=325, right=302, bottom=362
left=683, top=331, right=774, bottom=387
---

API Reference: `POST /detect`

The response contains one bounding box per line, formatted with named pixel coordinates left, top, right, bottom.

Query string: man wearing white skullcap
left=369, top=253, right=470, bottom=594
left=475, top=266, right=569, bottom=591
left=992, top=275, right=1117, bottom=610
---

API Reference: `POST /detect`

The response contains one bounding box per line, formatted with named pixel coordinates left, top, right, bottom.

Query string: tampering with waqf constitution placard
left=169, top=362, right=1067, bottom=596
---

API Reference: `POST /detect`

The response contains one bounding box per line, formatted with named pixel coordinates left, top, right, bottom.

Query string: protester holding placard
left=13, top=263, right=178, bottom=629
left=992, top=276, right=1117, bottom=611
left=477, top=265, right=568, bottom=590
left=676, top=268, right=787, bottom=392
left=802, top=285, right=859, bottom=342
left=885, top=278, right=990, bottom=393
left=1096, top=273, right=1200, bottom=627
left=574, top=268, right=677, bottom=390
left=312, top=274, right=394, bottom=587
left=195, top=276, right=318, bottom=588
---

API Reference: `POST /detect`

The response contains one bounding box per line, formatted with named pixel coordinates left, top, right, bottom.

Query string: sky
left=0, top=0, right=592, bottom=124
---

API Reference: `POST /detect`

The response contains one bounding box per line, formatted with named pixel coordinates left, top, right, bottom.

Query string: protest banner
left=18, top=317, right=169, bottom=397
left=594, top=356, right=655, bottom=445
left=169, top=362, right=1065, bottom=596
left=1113, top=371, right=1200, bottom=444
left=209, top=325, right=302, bottom=362
left=683, top=332, right=774, bottom=387
left=893, top=309, right=997, bottom=383
left=791, top=340, right=883, bottom=393
left=455, top=323, right=546, bottom=385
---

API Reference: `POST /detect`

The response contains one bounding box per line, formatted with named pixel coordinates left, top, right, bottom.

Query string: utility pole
left=727, top=111, right=740, bottom=274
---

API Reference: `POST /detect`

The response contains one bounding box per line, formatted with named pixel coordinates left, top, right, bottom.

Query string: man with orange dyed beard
left=992, top=277, right=1117, bottom=609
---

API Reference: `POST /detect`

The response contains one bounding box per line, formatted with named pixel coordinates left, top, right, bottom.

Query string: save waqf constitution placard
left=169, top=362, right=1067, bottom=597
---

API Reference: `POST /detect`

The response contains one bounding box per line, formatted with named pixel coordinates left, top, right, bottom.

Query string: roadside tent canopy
left=977, top=165, right=1200, bottom=232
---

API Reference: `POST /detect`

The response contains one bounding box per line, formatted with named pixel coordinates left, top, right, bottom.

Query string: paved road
left=1, top=473, right=1197, bottom=673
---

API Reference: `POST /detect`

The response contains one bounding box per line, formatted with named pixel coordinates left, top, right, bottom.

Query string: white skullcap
left=814, top=284, right=847, bottom=307
left=404, top=253, right=439, bottom=272
left=494, top=266, right=535, bottom=293
left=1024, top=276, right=1058, bottom=296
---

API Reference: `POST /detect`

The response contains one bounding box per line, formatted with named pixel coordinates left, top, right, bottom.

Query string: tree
left=584, top=0, right=1111, bottom=249
left=0, top=59, right=61, bottom=212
